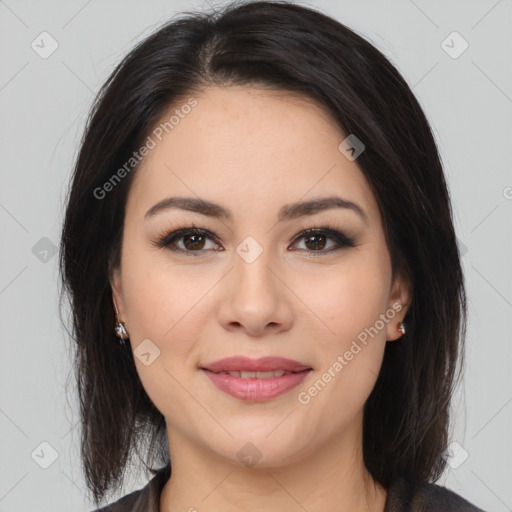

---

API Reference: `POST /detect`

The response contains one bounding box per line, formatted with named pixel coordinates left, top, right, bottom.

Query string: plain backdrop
left=0, top=0, right=511, bottom=510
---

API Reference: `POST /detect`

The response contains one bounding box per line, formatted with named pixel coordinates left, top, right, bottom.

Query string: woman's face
left=111, top=85, right=410, bottom=468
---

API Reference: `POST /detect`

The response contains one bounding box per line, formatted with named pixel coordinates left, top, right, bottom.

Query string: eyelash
left=152, top=222, right=357, bottom=257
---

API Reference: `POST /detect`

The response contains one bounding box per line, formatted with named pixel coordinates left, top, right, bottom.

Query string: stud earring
left=398, top=321, right=406, bottom=336
left=112, top=295, right=129, bottom=346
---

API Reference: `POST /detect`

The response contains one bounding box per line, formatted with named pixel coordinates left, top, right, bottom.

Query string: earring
left=398, top=321, right=406, bottom=336
left=112, top=295, right=129, bottom=346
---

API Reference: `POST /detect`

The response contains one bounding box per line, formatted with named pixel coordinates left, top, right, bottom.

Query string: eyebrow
left=145, top=195, right=368, bottom=225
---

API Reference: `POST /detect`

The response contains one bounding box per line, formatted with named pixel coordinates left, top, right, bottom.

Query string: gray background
left=0, top=0, right=511, bottom=510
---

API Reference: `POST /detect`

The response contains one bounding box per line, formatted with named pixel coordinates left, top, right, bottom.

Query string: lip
left=199, top=356, right=313, bottom=402
left=201, top=368, right=312, bottom=401
left=200, top=356, right=312, bottom=373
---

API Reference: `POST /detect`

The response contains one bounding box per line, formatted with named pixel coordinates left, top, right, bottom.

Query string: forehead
left=126, top=86, right=379, bottom=226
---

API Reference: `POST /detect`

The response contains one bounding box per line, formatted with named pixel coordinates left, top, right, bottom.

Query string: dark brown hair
left=59, top=0, right=467, bottom=505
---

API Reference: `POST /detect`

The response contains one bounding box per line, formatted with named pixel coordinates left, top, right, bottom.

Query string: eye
left=153, top=226, right=221, bottom=256
left=290, top=227, right=356, bottom=255
left=153, top=224, right=356, bottom=257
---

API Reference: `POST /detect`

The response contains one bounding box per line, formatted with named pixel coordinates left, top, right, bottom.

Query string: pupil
left=184, top=234, right=204, bottom=250
left=305, top=235, right=325, bottom=250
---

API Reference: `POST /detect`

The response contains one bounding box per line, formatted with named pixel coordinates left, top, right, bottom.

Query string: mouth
left=200, top=368, right=312, bottom=401
left=201, top=368, right=309, bottom=379
left=200, top=355, right=312, bottom=374
left=199, top=356, right=313, bottom=401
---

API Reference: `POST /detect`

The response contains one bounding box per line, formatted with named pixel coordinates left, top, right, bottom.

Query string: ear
left=385, top=273, right=412, bottom=342
left=109, top=266, right=127, bottom=323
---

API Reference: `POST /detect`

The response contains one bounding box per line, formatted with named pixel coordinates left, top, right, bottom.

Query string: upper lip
left=200, top=356, right=312, bottom=373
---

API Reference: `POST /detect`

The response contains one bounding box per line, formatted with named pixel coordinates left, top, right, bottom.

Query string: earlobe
left=109, top=267, right=130, bottom=345
left=386, top=275, right=412, bottom=342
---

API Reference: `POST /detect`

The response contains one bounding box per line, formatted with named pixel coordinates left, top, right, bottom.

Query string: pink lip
left=201, top=356, right=312, bottom=373
left=201, top=368, right=312, bottom=401
left=199, top=356, right=313, bottom=402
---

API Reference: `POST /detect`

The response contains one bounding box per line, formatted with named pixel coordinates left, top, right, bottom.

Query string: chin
left=203, top=429, right=312, bottom=469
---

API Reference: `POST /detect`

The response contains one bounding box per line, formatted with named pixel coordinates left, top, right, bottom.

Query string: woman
left=59, top=1, right=486, bottom=510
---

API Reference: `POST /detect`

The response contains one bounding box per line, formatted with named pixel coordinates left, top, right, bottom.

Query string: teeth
left=217, top=370, right=292, bottom=379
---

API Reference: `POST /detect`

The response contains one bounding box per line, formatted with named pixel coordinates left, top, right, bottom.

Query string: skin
left=110, top=85, right=411, bottom=512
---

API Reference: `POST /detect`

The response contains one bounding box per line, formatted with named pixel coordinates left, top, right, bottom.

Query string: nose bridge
left=232, top=237, right=279, bottom=299
left=216, top=236, right=293, bottom=334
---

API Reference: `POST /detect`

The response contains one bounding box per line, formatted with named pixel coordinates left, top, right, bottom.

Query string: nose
left=216, top=249, right=294, bottom=337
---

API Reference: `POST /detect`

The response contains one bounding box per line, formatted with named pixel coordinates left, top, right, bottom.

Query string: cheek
left=121, top=243, right=206, bottom=340
left=120, top=244, right=214, bottom=383
left=297, top=251, right=391, bottom=414
left=305, top=250, right=391, bottom=345
left=119, top=245, right=207, bottom=416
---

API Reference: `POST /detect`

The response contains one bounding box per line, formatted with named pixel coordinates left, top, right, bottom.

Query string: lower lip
left=201, top=369, right=312, bottom=401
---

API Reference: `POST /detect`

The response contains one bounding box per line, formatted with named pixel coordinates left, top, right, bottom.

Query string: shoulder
left=91, top=487, right=147, bottom=512
left=90, top=464, right=171, bottom=512
left=385, top=474, right=487, bottom=512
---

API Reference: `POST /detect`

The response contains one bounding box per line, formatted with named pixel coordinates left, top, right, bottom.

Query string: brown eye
left=182, top=233, right=207, bottom=250
left=156, top=228, right=221, bottom=256
left=155, top=226, right=355, bottom=257
left=303, top=233, right=328, bottom=251
left=290, top=228, right=356, bottom=255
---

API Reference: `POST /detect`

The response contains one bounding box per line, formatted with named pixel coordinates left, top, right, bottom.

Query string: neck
left=160, top=415, right=387, bottom=512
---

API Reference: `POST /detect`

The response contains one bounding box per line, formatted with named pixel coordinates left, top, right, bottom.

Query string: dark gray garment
left=92, top=464, right=486, bottom=511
